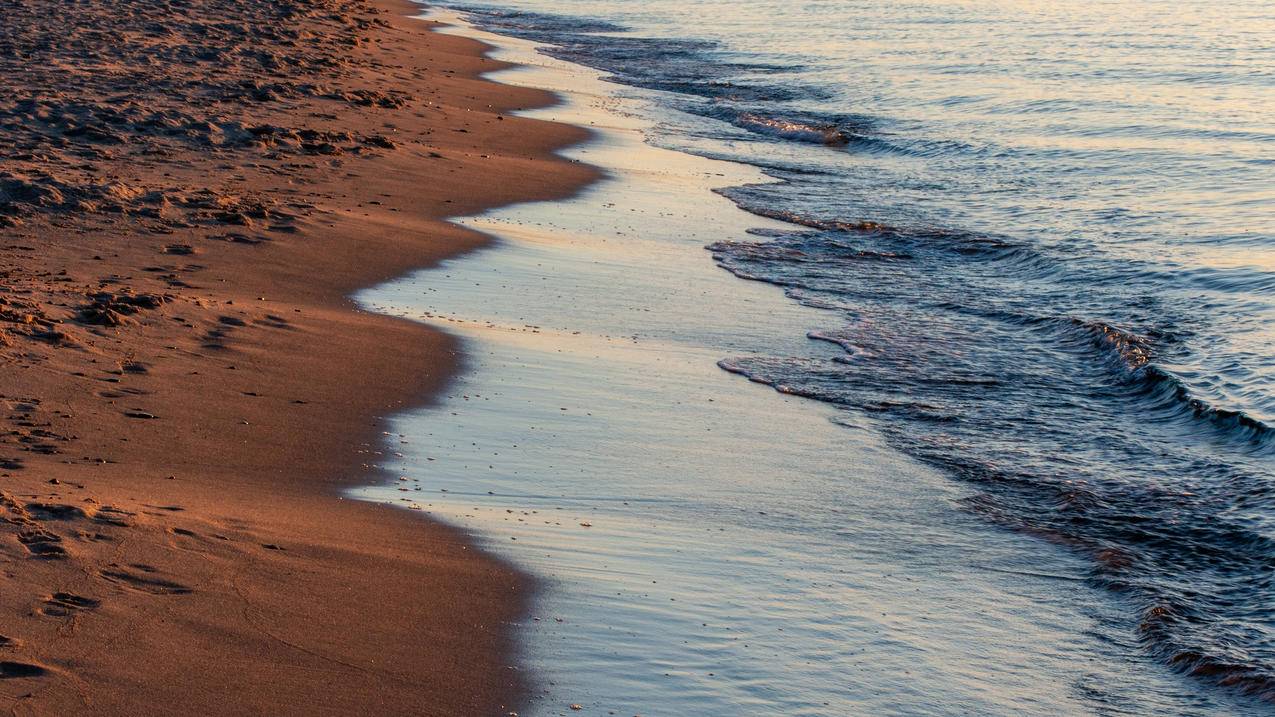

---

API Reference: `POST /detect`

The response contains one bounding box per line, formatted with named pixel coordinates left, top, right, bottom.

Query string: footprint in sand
left=99, top=566, right=192, bottom=596
left=17, top=529, right=68, bottom=559
left=24, top=503, right=89, bottom=520
left=40, top=592, right=101, bottom=617
left=258, top=314, right=292, bottom=330
left=0, top=661, right=47, bottom=679
left=24, top=502, right=135, bottom=528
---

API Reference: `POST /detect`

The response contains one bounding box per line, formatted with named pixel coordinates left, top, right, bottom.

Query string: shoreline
left=354, top=10, right=1267, bottom=717
left=0, top=1, right=597, bottom=713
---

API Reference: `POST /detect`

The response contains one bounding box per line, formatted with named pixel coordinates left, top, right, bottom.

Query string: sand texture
left=0, top=0, right=597, bottom=713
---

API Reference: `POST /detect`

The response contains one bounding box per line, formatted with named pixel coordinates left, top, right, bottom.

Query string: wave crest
left=732, top=113, right=859, bottom=145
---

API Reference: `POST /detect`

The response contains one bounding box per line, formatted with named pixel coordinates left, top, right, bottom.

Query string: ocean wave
left=1141, top=604, right=1275, bottom=704
left=731, top=113, right=861, bottom=145
left=955, top=311, right=1275, bottom=451
left=708, top=237, right=910, bottom=265
left=710, top=215, right=1273, bottom=453
left=631, top=78, right=818, bottom=103
left=448, top=5, right=627, bottom=35
left=1050, top=318, right=1274, bottom=449
left=710, top=198, right=1046, bottom=268
left=1133, top=365, right=1275, bottom=448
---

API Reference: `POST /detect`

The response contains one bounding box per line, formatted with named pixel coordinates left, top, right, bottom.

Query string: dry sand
left=0, top=0, right=597, bottom=713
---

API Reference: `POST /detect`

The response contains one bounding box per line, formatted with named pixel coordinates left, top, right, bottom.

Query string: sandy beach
left=7, top=0, right=1271, bottom=713
left=0, top=0, right=595, bottom=713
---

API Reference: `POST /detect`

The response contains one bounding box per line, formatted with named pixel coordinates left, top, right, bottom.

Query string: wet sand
left=0, top=0, right=595, bottom=713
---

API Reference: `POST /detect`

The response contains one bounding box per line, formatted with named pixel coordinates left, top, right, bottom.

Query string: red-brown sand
left=0, top=0, right=598, bottom=713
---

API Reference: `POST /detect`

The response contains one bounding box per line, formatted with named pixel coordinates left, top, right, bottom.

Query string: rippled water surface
left=423, top=0, right=1274, bottom=710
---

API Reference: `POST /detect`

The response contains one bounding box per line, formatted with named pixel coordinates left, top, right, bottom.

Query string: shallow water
left=356, top=9, right=1269, bottom=714
left=430, top=0, right=1275, bottom=707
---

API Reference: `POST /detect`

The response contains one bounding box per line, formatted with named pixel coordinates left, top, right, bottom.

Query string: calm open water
left=423, top=1, right=1274, bottom=711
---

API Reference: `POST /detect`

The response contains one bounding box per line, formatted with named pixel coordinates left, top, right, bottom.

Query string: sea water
left=358, top=3, right=1275, bottom=714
